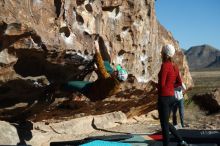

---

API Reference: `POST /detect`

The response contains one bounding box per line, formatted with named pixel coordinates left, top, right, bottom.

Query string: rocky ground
left=0, top=69, right=219, bottom=146
left=48, top=107, right=219, bottom=145
left=1, top=106, right=219, bottom=146
left=72, top=108, right=220, bottom=139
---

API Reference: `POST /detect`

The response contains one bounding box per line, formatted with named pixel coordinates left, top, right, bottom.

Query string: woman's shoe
left=178, top=141, right=188, bottom=146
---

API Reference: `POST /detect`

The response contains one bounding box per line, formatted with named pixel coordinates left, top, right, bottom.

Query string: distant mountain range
left=184, top=44, right=220, bottom=70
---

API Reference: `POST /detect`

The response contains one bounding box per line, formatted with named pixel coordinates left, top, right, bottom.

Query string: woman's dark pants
left=158, top=96, right=183, bottom=146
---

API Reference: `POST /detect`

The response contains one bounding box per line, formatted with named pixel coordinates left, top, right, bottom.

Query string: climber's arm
left=94, top=40, right=110, bottom=79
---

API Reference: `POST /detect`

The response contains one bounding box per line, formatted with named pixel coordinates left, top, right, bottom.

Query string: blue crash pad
left=80, top=140, right=131, bottom=146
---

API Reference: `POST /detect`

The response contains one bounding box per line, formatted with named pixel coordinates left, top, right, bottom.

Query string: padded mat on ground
left=50, top=129, right=220, bottom=146
left=169, top=129, right=220, bottom=144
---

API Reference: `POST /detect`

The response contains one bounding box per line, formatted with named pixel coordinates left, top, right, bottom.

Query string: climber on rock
left=62, top=36, right=128, bottom=101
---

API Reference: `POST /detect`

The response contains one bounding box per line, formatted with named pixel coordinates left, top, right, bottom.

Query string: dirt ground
left=54, top=107, right=220, bottom=143
left=84, top=107, right=220, bottom=140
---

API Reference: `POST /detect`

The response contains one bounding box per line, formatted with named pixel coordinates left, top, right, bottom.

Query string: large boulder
left=0, top=121, right=20, bottom=145
left=0, top=0, right=193, bottom=121
left=192, top=88, right=220, bottom=113
left=28, top=111, right=127, bottom=146
left=0, top=0, right=192, bottom=86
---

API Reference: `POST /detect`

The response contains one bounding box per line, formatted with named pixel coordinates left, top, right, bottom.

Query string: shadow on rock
left=12, top=120, right=33, bottom=145
left=0, top=79, right=55, bottom=122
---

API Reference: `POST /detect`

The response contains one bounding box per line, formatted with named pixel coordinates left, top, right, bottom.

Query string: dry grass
left=183, top=69, right=220, bottom=129
left=187, top=69, right=220, bottom=98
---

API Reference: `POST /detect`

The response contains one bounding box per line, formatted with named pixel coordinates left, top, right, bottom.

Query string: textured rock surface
left=0, top=0, right=192, bottom=86
left=93, top=111, right=127, bottom=129
left=0, top=0, right=194, bottom=125
left=0, top=121, right=19, bottom=145
left=28, top=111, right=128, bottom=146
left=0, top=0, right=193, bottom=122
left=1, top=109, right=218, bottom=146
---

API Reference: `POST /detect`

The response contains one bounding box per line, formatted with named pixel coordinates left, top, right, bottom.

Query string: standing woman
left=158, top=44, right=188, bottom=146
left=173, top=82, right=187, bottom=128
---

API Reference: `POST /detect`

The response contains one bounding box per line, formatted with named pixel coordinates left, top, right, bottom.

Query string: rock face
left=0, top=0, right=192, bottom=85
left=185, top=44, right=220, bottom=70
left=0, top=121, right=20, bottom=145
left=0, top=112, right=128, bottom=146
left=0, top=0, right=193, bottom=121
left=29, top=111, right=128, bottom=146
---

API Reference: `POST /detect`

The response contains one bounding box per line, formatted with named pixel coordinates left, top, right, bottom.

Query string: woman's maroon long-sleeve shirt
left=158, top=61, right=182, bottom=96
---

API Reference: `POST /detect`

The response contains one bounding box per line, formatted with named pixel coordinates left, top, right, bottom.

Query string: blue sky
left=155, top=0, right=220, bottom=50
